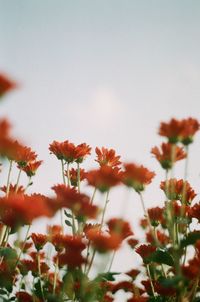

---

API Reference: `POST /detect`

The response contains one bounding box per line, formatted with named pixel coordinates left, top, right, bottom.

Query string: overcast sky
left=1, top=1, right=200, bottom=290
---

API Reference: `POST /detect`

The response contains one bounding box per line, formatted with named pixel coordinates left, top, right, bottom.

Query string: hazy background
left=1, top=1, right=200, bottom=299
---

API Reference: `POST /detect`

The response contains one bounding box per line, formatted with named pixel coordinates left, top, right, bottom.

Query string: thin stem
left=37, top=252, right=45, bottom=301
left=100, top=190, right=110, bottom=228
left=15, top=169, right=22, bottom=193
left=53, top=257, right=59, bottom=294
left=67, top=162, right=71, bottom=186
left=146, top=264, right=156, bottom=297
left=77, top=162, right=80, bottom=193
left=15, top=225, right=31, bottom=268
left=107, top=251, right=116, bottom=272
left=6, top=160, right=13, bottom=196
left=90, top=188, right=97, bottom=205
left=61, top=159, right=66, bottom=185
left=139, top=192, right=159, bottom=246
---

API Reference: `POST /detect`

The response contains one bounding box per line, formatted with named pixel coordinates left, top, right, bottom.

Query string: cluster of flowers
left=0, top=73, right=200, bottom=302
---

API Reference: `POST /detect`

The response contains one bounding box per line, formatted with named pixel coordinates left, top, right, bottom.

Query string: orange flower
left=52, top=184, right=98, bottom=219
left=160, top=178, right=196, bottom=204
left=21, top=160, right=43, bottom=176
left=74, top=143, right=91, bottom=163
left=49, top=140, right=91, bottom=163
left=86, top=166, right=122, bottom=192
left=0, top=73, right=17, bottom=97
left=159, top=117, right=200, bottom=144
left=0, top=193, right=54, bottom=228
left=31, top=233, right=48, bottom=250
left=66, top=167, right=87, bottom=187
left=95, top=147, right=121, bottom=168
left=151, top=143, right=186, bottom=170
left=107, top=218, right=133, bottom=239
left=86, top=229, right=122, bottom=253
left=49, top=140, right=76, bottom=162
left=147, top=207, right=164, bottom=226
left=1, top=184, right=25, bottom=195
left=122, top=163, right=155, bottom=192
left=135, top=244, right=156, bottom=261
left=0, top=118, right=11, bottom=139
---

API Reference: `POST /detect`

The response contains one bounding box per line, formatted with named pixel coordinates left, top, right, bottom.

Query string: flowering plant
left=0, top=73, right=200, bottom=302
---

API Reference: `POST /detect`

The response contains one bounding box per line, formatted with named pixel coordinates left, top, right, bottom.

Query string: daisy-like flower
left=107, top=218, right=133, bottom=239
left=66, top=167, right=87, bottom=187
left=0, top=73, right=17, bottom=98
left=21, top=160, right=43, bottom=177
left=159, top=117, right=200, bottom=145
left=86, top=166, right=122, bottom=192
left=49, top=140, right=91, bottom=163
left=95, top=147, right=121, bottom=168
left=135, top=244, right=156, bottom=261
left=160, top=178, right=196, bottom=204
left=86, top=229, right=122, bottom=253
left=31, top=233, right=48, bottom=251
left=122, top=163, right=155, bottom=192
left=151, top=143, right=186, bottom=170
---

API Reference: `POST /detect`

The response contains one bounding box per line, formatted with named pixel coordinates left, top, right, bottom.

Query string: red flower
left=159, top=117, right=200, bottom=144
left=86, top=229, right=122, bottom=253
left=86, top=166, right=122, bottom=192
left=52, top=184, right=98, bottom=219
left=147, top=207, right=164, bottom=226
left=127, top=297, right=148, bottom=302
left=146, top=230, right=169, bottom=246
left=66, top=167, right=87, bottom=187
left=16, top=292, right=33, bottom=302
left=125, top=268, right=140, bottom=279
left=74, top=143, right=91, bottom=163
left=1, top=184, right=25, bottom=195
left=0, top=119, right=11, bottom=139
left=21, top=160, right=43, bottom=176
left=95, top=147, right=121, bottom=168
left=135, top=244, right=156, bottom=261
left=112, top=281, right=134, bottom=293
left=31, top=233, right=48, bottom=250
left=160, top=178, right=196, bottom=204
left=49, top=140, right=91, bottom=163
left=127, top=238, right=139, bottom=249
left=122, top=163, right=155, bottom=192
left=107, top=218, right=133, bottom=239
left=151, top=143, right=186, bottom=170
left=0, top=73, right=17, bottom=97
left=189, top=203, right=200, bottom=221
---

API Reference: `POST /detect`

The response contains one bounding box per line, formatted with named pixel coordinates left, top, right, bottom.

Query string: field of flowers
left=0, top=73, right=200, bottom=302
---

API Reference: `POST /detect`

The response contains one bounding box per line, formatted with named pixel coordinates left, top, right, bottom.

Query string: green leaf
left=95, top=272, right=120, bottom=282
left=64, top=210, right=72, bottom=218
left=65, top=220, right=72, bottom=227
left=63, top=272, right=74, bottom=299
left=147, top=249, right=174, bottom=266
left=181, top=231, right=200, bottom=248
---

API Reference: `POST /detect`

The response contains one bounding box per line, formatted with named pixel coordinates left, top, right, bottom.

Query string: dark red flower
left=95, top=147, right=121, bottom=168
left=122, top=163, right=155, bottom=192
left=135, top=244, right=156, bottom=261
left=16, top=292, right=33, bottom=302
left=31, top=233, right=48, bottom=250
left=147, top=207, right=164, bottom=226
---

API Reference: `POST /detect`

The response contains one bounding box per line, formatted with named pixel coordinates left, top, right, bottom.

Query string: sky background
left=1, top=1, right=200, bottom=298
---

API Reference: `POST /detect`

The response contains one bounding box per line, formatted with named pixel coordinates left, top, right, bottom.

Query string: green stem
left=37, top=252, right=45, bottom=301
left=61, top=159, right=66, bottom=185
left=15, top=169, right=22, bottom=193
left=6, top=160, right=13, bottom=196
left=53, top=257, right=59, bottom=294
left=100, top=190, right=110, bottom=228
left=15, top=225, right=31, bottom=268
left=107, top=251, right=116, bottom=272
left=77, top=162, right=80, bottom=193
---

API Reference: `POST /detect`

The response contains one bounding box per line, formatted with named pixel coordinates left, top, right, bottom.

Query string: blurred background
left=1, top=1, right=200, bottom=298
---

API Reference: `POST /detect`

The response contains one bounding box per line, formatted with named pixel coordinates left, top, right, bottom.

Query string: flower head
left=151, top=143, right=186, bottom=170
left=0, top=73, right=17, bottom=98
left=95, top=147, right=121, bottom=168
left=159, top=117, right=200, bottom=144
left=122, top=163, right=155, bottom=192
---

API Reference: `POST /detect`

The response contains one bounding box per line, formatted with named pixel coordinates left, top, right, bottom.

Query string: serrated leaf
left=147, top=249, right=174, bottom=266
left=181, top=231, right=200, bottom=248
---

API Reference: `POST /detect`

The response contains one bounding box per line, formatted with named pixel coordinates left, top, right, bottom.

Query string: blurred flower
left=86, top=166, right=122, bottom=192
left=21, top=160, right=43, bottom=177
left=95, top=147, right=121, bottom=168
left=135, top=244, right=156, bottom=261
left=31, top=233, right=48, bottom=251
left=160, top=178, right=196, bottom=204
left=0, top=73, right=17, bottom=98
left=159, top=117, right=200, bottom=145
left=122, top=163, right=155, bottom=192
left=107, top=218, right=133, bottom=239
left=66, top=167, right=87, bottom=187
left=151, top=143, right=186, bottom=170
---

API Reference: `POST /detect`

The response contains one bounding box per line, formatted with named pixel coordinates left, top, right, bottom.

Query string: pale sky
left=1, top=1, right=200, bottom=294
